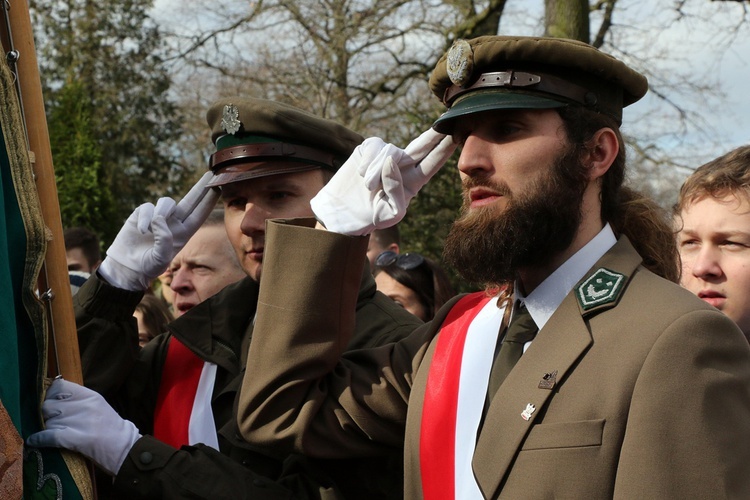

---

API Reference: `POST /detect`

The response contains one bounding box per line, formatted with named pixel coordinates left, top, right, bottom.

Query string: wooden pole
left=4, top=0, right=82, bottom=384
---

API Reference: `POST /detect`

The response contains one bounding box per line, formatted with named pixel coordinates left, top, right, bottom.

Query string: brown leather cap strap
left=443, top=70, right=596, bottom=108
left=209, top=142, right=337, bottom=171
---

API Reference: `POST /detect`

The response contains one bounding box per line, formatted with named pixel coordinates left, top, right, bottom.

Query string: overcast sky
left=151, top=0, right=750, bottom=181
left=497, top=0, right=750, bottom=175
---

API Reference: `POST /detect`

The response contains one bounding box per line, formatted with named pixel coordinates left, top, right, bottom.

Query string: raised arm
left=237, top=218, right=438, bottom=458
left=237, top=129, right=456, bottom=457
left=76, top=173, right=218, bottom=398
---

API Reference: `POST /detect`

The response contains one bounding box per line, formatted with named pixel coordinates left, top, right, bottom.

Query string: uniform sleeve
left=348, top=289, right=424, bottom=350
left=613, top=308, right=750, bottom=498
left=237, top=219, right=432, bottom=458
left=113, top=436, right=293, bottom=500
left=75, top=273, right=142, bottom=398
left=75, top=272, right=169, bottom=433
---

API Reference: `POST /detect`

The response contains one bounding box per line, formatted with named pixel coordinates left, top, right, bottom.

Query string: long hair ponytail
left=558, top=107, right=678, bottom=282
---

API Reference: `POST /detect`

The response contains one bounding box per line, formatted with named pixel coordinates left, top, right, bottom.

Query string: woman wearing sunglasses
left=373, top=250, right=455, bottom=321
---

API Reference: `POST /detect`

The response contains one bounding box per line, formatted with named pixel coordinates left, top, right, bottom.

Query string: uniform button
left=139, top=452, right=153, bottom=465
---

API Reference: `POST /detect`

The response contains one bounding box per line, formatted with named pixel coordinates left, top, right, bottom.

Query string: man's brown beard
left=443, top=144, right=589, bottom=287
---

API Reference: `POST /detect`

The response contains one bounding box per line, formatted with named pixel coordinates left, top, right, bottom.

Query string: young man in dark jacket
left=29, top=97, right=430, bottom=499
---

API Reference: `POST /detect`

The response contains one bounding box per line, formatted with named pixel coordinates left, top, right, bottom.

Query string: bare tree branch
left=591, top=0, right=616, bottom=48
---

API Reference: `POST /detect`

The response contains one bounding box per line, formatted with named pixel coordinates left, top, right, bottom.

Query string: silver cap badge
left=446, top=39, right=473, bottom=87
left=221, top=104, right=242, bottom=135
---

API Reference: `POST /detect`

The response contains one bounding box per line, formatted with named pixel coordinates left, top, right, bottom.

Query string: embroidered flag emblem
left=576, top=268, right=625, bottom=311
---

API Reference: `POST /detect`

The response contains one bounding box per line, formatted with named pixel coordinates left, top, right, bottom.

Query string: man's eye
left=269, top=192, right=291, bottom=201
left=223, top=197, right=245, bottom=208
left=722, top=240, right=746, bottom=248
left=493, top=125, right=520, bottom=137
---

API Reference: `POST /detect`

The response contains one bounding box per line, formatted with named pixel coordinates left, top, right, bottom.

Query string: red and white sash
left=420, top=292, right=506, bottom=499
left=153, top=337, right=219, bottom=450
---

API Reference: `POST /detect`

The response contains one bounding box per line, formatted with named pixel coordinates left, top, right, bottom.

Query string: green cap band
left=215, top=134, right=282, bottom=151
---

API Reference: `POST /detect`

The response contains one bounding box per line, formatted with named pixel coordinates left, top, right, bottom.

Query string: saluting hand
left=98, top=171, right=219, bottom=290
left=311, top=128, right=456, bottom=236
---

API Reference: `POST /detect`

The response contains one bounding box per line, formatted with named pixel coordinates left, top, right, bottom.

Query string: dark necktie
left=487, top=303, right=539, bottom=400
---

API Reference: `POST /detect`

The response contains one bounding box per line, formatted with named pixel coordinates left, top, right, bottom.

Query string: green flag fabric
left=0, top=56, right=91, bottom=499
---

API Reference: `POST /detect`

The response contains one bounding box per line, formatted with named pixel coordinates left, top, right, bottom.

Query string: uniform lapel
left=471, top=236, right=643, bottom=497
left=472, top=293, right=592, bottom=497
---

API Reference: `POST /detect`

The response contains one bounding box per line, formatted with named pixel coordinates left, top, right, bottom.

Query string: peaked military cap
left=205, top=97, right=363, bottom=187
left=429, top=36, right=649, bottom=133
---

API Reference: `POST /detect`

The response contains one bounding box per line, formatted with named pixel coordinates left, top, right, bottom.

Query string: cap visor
left=206, top=161, right=321, bottom=188
left=432, top=91, right=567, bottom=134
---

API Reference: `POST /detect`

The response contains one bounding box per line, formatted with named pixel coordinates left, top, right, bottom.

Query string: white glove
left=311, top=128, right=457, bottom=235
left=98, top=172, right=219, bottom=290
left=26, top=379, right=141, bottom=476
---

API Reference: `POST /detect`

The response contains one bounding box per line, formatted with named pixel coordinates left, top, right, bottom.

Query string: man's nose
left=240, top=203, right=268, bottom=236
left=690, top=246, right=723, bottom=280
left=170, top=268, right=192, bottom=292
left=457, top=134, right=493, bottom=178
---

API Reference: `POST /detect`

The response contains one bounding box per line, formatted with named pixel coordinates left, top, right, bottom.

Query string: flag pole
left=3, top=0, right=82, bottom=384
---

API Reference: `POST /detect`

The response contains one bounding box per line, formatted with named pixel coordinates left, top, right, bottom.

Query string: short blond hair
left=676, top=146, right=750, bottom=213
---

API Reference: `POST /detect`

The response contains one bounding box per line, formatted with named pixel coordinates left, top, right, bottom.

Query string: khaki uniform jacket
left=74, top=247, right=422, bottom=499
left=239, top=219, right=750, bottom=499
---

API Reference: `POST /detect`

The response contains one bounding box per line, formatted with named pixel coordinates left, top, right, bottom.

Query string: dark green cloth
left=2, top=54, right=87, bottom=499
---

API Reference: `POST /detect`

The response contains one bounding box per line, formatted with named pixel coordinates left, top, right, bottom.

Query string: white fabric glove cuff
left=98, top=257, right=150, bottom=291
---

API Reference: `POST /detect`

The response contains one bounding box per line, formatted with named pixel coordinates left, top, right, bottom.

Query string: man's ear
left=387, top=243, right=400, bottom=254
left=586, top=127, right=619, bottom=181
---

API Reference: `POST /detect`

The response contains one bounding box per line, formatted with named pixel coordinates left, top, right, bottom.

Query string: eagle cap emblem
left=446, top=39, right=474, bottom=87
left=221, top=103, right=242, bottom=135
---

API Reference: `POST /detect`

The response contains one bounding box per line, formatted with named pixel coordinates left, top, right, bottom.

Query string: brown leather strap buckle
left=443, top=70, right=595, bottom=108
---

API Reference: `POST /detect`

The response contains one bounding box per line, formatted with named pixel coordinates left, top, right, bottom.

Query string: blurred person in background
left=154, top=268, right=175, bottom=313
left=676, top=145, right=750, bottom=340
left=374, top=250, right=455, bottom=321
left=168, top=208, right=245, bottom=318
left=65, top=226, right=101, bottom=295
left=64, top=226, right=102, bottom=273
left=367, top=225, right=401, bottom=271
left=134, top=294, right=173, bottom=347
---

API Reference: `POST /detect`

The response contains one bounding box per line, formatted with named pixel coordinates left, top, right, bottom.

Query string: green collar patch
left=576, top=268, right=625, bottom=311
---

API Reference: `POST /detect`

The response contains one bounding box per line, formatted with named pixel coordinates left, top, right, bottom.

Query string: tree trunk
left=544, top=0, right=590, bottom=42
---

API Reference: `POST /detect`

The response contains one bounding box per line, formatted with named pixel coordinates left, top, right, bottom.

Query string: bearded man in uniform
left=235, top=36, right=750, bottom=498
